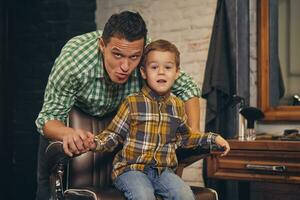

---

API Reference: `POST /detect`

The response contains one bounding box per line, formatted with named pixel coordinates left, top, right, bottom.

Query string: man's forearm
left=43, top=120, right=74, bottom=141
left=184, top=97, right=200, bottom=132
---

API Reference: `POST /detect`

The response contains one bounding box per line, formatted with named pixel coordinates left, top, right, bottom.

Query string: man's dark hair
left=102, top=11, right=147, bottom=45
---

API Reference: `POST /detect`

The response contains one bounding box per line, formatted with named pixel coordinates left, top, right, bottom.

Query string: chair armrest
left=176, top=147, right=210, bottom=167
left=45, top=141, right=69, bottom=172
left=46, top=142, right=90, bottom=200
left=176, top=144, right=226, bottom=165
left=45, top=141, right=70, bottom=200
left=175, top=145, right=225, bottom=177
left=175, top=147, right=210, bottom=176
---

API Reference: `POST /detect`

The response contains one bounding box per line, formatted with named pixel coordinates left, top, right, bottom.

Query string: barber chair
left=46, top=108, right=218, bottom=200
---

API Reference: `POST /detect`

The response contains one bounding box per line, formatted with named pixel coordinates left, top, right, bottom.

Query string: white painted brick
left=182, top=6, right=216, bottom=19
left=151, top=10, right=184, bottom=21
left=176, top=0, right=216, bottom=9
left=160, top=19, right=191, bottom=32
left=182, top=29, right=212, bottom=41
left=148, top=0, right=179, bottom=12
left=190, top=16, right=215, bottom=29
left=153, top=32, right=182, bottom=44
left=180, top=62, right=200, bottom=73
left=186, top=41, right=209, bottom=53
left=181, top=51, right=209, bottom=64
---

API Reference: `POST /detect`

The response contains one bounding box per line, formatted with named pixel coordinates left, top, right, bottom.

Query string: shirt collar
left=141, top=84, right=171, bottom=102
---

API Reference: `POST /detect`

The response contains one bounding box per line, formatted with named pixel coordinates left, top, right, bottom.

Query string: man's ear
left=99, top=38, right=105, bottom=52
left=140, top=67, right=147, bottom=79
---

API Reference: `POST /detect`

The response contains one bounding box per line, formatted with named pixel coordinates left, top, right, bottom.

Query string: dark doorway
left=1, top=1, right=96, bottom=199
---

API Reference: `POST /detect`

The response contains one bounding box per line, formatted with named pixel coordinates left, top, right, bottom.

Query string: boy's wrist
left=208, top=132, right=219, bottom=144
left=94, top=139, right=105, bottom=152
left=93, top=139, right=100, bottom=151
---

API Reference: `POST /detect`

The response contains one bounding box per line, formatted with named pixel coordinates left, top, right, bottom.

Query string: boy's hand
left=88, top=138, right=97, bottom=151
left=215, top=136, right=230, bottom=156
left=82, top=133, right=98, bottom=151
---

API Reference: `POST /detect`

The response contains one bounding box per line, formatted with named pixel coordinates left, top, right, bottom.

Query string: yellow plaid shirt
left=94, top=85, right=217, bottom=180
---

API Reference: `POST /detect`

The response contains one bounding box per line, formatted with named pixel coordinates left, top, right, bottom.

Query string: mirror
left=258, top=0, right=300, bottom=121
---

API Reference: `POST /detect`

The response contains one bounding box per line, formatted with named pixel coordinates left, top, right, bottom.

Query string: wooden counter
left=207, top=139, right=300, bottom=183
left=207, top=139, right=300, bottom=200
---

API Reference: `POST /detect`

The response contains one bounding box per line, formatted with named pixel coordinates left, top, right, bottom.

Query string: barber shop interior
left=1, top=0, right=300, bottom=200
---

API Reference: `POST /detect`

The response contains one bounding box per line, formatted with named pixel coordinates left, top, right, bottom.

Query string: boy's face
left=140, top=50, right=180, bottom=96
left=99, top=37, right=144, bottom=84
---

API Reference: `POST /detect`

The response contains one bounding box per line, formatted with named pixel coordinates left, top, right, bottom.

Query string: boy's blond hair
left=142, top=39, right=180, bottom=68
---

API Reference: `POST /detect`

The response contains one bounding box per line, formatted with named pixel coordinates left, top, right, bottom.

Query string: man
left=36, top=11, right=201, bottom=199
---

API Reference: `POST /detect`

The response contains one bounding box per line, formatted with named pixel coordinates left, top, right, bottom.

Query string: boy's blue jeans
left=114, top=167, right=195, bottom=200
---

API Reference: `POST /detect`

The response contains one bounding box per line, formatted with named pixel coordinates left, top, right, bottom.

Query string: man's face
left=99, top=37, right=144, bottom=84
left=140, top=50, right=180, bottom=96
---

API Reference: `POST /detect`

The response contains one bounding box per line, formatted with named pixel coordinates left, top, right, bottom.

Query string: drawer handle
left=246, top=164, right=286, bottom=172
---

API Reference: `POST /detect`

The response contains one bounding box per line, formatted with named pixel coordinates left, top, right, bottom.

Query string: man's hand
left=43, top=120, right=96, bottom=156
left=215, top=136, right=230, bottom=156
left=62, top=129, right=94, bottom=157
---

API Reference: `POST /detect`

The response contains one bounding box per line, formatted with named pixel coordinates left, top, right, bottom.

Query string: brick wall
left=95, top=0, right=217, bottom=186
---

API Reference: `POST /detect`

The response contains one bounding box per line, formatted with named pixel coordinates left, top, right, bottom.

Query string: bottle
left=245, top=128, right=256, bottom=141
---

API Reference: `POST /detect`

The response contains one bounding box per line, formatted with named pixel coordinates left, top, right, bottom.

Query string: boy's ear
left=175, top=67, right=180, bottom=79
left=140, top=66, right=147, bottom=79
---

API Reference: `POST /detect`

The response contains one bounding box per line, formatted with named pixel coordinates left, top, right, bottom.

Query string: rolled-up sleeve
left=172, top=70, right=201, bottom=101
left=175, top=104, right=218, bottom=148
left=176, top=120, right=218, bottom=148
left=35, top=51, right=78, bottom=134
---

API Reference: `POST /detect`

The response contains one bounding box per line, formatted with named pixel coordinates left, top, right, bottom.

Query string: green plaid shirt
left=36, top=30, right=201, bottom=134
left=94, top=85, right=216, bottom=180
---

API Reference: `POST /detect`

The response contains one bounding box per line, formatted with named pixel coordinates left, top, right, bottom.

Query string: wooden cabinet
left=207, top=140, right=300, bottom=183
left=207, top=140, right=300, bottom=200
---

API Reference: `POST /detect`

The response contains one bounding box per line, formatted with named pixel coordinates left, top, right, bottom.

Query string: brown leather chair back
left=67, top=108, right=116, bottom=189
left=62, top=108, right=218, bottom=200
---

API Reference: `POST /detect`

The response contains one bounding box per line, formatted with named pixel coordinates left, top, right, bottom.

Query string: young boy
left=88, top=39, right=230, bottom=200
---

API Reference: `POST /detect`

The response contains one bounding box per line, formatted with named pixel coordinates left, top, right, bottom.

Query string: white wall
left=95, top=0, right=217, bottom=187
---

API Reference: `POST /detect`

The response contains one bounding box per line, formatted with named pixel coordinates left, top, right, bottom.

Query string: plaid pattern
left=36, top=30, right=201, bottom=134
left=94, top=85, right=216, bottom=180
